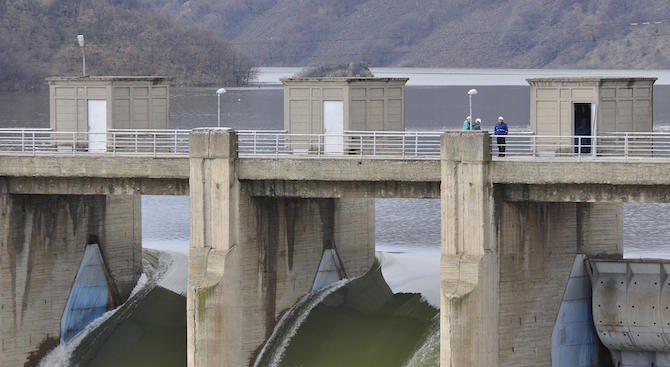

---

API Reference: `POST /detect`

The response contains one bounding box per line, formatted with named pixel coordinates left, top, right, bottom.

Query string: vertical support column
left=101, top=194, right=142, bottom=299
left=188, top=128, right=241, bottom=367
left=440, top=131, right=497, bottom=367
left=0, top=192, right=129, bottom=366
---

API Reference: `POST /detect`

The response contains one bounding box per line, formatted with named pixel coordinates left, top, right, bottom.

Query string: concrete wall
left=0, top=193, right=141, bottom=366
left=440, top=132, right=624, bottom=367
left=496, top=202, right=621, bottom=367
left=187, top=129, right=375, bottom=366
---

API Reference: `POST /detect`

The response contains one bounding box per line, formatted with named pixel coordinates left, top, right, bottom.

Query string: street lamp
left=76, top=35, right=86, bottom=76
left=467, top=89, right=478, bottom=125
left=216, top=88, right=226, bottom=127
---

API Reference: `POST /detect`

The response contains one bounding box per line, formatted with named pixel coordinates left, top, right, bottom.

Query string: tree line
left=0, top=0, right=254, bottom=91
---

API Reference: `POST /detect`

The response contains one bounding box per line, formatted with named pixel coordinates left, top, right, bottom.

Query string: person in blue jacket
left=494, top=116, right=509, bottom=157
left=471, top=118, right=482, bottom=130
left=463, top=116, right=472, bottom=130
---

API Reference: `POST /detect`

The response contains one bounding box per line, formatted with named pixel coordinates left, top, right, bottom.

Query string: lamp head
left=77, top=35, right=85, bottom=48
left=216, top=88, right=226, bottom=95
left=467, top=88, right=478, bottom=96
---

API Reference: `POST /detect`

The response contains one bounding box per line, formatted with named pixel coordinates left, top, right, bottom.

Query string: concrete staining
left=188, top=129, right=376, bottom=366
left=0, top=193, right=141, bottom=366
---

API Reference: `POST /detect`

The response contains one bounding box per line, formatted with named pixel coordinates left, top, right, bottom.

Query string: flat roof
left=527, top=76, right=657, bottom=83
left=46, top=76, right=170, bottom=82
left=281, top=77, right=409, bottom=84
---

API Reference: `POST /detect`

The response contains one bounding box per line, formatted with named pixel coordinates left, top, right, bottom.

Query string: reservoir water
left=3, top=67, right=670, bottom=366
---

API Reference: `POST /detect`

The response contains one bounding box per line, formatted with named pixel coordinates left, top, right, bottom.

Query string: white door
left=87, top=100, right=107, bottom=152
left=323, top=101, right=344, bottom=154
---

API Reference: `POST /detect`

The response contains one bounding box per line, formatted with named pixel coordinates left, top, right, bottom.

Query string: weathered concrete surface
left=3, top=177, right=188, bottom=196
left=0, top=193, right=141, bottom=366
left=244, top=180, right=439, bottom=198
left=188, top=129, right=376, bottom=366
left=491, top=160, right=670, bottom=185
left=501, top=183, right=670, bottom=203
left=441, top=133, right=624, bottom=367
left=0, top=156, right=188, bottom=195
left=0, top=156, right=189, bottom=179
left=440, top=132, right=498, bottom=367
left=496, top=202, right=621, bottom=367
left=238, top=158, right=440, bottom=182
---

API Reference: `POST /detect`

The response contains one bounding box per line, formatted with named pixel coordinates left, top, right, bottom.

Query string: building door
left=573, top=103, right=591, bottom=154
left=323, top=101, right=344, bottom=154
left=87, top=100, right=107, bottom=152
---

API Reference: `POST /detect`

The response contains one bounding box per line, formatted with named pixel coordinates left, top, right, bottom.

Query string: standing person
left=494, top=116, right=508, bottom=157
left=472, top=118, right=482, bottom=130
left=463, top=116, right=471, bottom=130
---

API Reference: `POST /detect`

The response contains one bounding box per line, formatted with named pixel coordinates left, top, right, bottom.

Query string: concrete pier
left=187, top=129, right=375, bottom=366
left=440, top=132, right=624, bottom=367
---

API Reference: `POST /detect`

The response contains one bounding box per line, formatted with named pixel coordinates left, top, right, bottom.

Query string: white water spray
left=253, top=279, right=351, bottom=367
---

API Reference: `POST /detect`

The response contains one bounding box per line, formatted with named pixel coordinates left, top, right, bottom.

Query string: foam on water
left=403, top=317, right=440, bottom=367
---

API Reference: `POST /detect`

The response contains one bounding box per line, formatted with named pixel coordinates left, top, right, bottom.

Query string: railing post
left=373, top=131, right=377, bottom=156
left=577, top=136, right=582, bottom=159
left=317, top=135, right=321, bottom=157
left=253, top=131, right=257, bottom=155
left=401, top=133, right=406, bottom=158
left=72, top=132, right=76, bottom=156
left=153, top=133, right=157, bottom=157
left=624, top=133, right=629, bottom=160
left=21, top=131, right=25, bottom=152
left=32, top=131, right=36, bottom=156
left=113, top=132, right=117, bottom=156
left=173, top=131, right=178, bottom=154
left=532, top=135, right=537, bottom=158
left=135, top=131, right=139, bottom=153
left=359, top=135, right=363, bottom=156
left=275, top=134, right=279, bottom=158
left=415, top=133, right=418, bottom=156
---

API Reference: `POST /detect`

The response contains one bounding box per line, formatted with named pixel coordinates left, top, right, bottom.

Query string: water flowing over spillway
left=402, top=317, right=440, bottom=367
left=253, top=279, right=352, bottom=367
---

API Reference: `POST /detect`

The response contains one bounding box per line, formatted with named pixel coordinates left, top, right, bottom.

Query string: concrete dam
left=2, top=128, right=670, bottom=366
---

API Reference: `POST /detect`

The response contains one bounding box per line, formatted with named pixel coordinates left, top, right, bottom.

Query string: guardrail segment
left=3, top=129, right=670, bottom=160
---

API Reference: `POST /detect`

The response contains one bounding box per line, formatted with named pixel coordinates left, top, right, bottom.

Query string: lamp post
left=467, top=88, right=478, bottom=124
left=216, top=88, right=226, bottom=127
left=76, top=35, right=86, bottom=76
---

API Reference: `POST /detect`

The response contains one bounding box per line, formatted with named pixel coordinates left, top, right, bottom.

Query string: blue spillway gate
left=60, top=243, right=115, bottom=343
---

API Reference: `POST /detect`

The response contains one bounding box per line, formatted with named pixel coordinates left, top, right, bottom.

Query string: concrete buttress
left=187, top=129, right=376, bottom=367
left=0, top=186, right=141, bottom=366
left=440, top=132, right=498, bottom=367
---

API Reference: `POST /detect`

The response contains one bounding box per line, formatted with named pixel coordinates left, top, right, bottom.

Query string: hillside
left=0, top=0, right=253, bottom=91
left=143, top=0, right=670, bottom=69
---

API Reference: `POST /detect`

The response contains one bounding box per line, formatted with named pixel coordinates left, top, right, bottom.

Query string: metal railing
left=0, top=129, right=189, bottom=157
left=236, top=130, right=442, bottom=158
left=3, top=128, right=670, bottom=161
left=492, top=133, right=670, bottom=159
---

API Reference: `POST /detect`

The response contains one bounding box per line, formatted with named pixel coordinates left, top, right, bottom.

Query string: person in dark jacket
left=494, top=116, right=508, bottom=157
left=471, top=118, right=482, bottom=130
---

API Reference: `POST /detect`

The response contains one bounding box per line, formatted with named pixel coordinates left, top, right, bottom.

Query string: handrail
left=0, top=129, right=189, bottom=157
left=2, top=128, right=670, bottom=160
